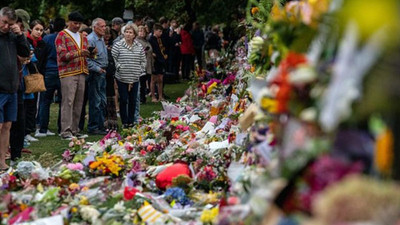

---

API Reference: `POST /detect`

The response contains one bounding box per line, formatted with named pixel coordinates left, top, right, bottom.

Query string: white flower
left=289, top=65, right=317, bottom=84
left=80, top=206, right=100, bottom=223
left=113, top=201, right=126, bottom=212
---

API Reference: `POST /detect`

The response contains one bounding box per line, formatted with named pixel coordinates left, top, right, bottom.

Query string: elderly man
left=56, top=11, right=91, bottom=140
left=0, top=7, right=30, bottom=170
left=87, top=18, right=108, bottom=135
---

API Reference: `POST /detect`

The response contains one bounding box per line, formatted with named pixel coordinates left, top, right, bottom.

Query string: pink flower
left=67, top=163, right=84, bottom=171
left=68, top=141, right=74, bottom=148
left=124, top=143, right=134, bottom=151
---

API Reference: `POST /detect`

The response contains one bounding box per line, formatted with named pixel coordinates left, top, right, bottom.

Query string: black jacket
left=0, top=32, right=30, bottom=93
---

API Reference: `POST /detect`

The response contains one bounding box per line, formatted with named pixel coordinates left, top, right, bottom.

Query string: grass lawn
left=20, top=81, right=189, bottom=167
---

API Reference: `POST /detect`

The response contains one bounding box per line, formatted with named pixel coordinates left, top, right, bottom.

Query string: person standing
left=0, top=7, right=30, bottom=170
left=35, top=18, right=65, bottom=137
left=136, top=25, right=154, bottom=104
left=24, top=20, right=46, bottom=143
left=87, top=18, right=108, bottom=135
left=149, top=24, right=167, bottom=102
left=180, top=23, right=195, bottom=80
left=191, top=22, right=205, bottom=71
left=111, top=24, right=146, bottom=128
left=56, top=11, right=91, bottom=140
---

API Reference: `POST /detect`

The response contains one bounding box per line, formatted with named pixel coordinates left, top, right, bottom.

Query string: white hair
left=91, top=18, right=105, bottom=28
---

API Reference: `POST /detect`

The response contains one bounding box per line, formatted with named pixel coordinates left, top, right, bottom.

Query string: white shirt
left=65, top=29, right=81, bottom=47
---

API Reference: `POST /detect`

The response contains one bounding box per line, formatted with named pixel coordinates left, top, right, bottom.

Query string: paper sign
left=19, top=215, right=63, bottom=225
left=209, top=140, right=229, bottom=153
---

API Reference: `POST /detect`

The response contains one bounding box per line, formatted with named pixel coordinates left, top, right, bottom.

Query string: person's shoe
left=46, top=130, right=56, bottom=136
left=75, top=133, right=89, bottom=139
left=23, top=139, right=31, bottom=147
left=35, top=132, right=47, bottom=138
left=61, top=134, right=73, bottom=140
left=25, top=134, right=38, bottom=142
left=88, top=129, right=107, bottom=135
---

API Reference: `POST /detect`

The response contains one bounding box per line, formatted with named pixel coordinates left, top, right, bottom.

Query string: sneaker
left=46, top=130, right=56, bottom=136
left=75, top=133, right=88, bottom=139
left=23, top=139, right=31, bottom=147
left=35, top=132, right=47, bottom=138
left=25, top=134, right=38, bottom=142
left=61, top=134, right=73, bottom=141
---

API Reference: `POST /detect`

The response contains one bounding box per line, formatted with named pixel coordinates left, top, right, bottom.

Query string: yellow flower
left=207, top=82, right=218, bottom=94
left=271, top=3, right=286, bottom=21
left=71, top=207, right=78, bottom=213
left=200, top=207, right=219, bottom=223
left=2, top=213, right=9, bottom=218
left=260, top=97, right=278, bottom=113
left=80, top=196, right=89, bottom=205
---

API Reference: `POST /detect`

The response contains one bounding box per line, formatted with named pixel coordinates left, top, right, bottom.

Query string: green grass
left=21, top=81, right=189, bottom=165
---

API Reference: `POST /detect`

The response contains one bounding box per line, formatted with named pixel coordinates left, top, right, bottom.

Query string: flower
left=80, top=206, right=100, bottom=223
left=251, top=7, right=259, bottom=15
left=164, top=187, right=192, bottom=205
left=124, top=186, right=139, bottom=201
left=200, top=207, right=219, bottom=223
left=66, top=163, right=84, bottom=171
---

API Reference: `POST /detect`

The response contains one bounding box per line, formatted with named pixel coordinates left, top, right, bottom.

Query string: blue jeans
left=116, top=80, right=139, bottom=125
left=39, top=72, right=61, bottom=133
left=87, top=71, right=106, bottom=132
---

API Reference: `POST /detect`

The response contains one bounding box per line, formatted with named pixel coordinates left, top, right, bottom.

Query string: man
left=87, top=18, right=108, bottom=135
left=9, top=9, right=32, bottom=162
left=110, top=17, right=123, bottom=44
left=56, top=11, right=91, bottom=140
left=35, top=18, right=66, bottom=137
left=191, top=22, right=205, bottom=71
left=0, top=7, right=30, bottom=169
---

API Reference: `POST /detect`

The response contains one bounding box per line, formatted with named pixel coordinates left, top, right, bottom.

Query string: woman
left=24, top=20, right=46, bottom=144
left=180, top=23, right=195, bottom=80
left=111, top=24, right=146, bottom=128
left=136, top=25, right=154, bottom=104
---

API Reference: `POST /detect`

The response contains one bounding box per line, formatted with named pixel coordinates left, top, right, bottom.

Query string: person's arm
left=86, top=37, right=102, bottom=73
left=140, top=46, right=147, bottom=76
left=15, top=33, right=30, bottom=58
left=111, top=43, right=120, bottom=70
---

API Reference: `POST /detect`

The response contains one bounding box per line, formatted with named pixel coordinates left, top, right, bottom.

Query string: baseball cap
left=15, top=9, right=30, bottom=30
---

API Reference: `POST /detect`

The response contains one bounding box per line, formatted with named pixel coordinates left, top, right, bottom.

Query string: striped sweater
left=55, top=29, right=89, bottom=78
left=111, top=39, right=146, bottom=83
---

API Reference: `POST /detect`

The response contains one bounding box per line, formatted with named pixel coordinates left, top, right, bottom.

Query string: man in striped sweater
left=56, top=11, right=91, bottom=140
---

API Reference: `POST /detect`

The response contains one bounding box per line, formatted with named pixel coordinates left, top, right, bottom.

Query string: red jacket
left=55, top=29, right=89, bottom=78
left=180, top=30, right=195, bottom=55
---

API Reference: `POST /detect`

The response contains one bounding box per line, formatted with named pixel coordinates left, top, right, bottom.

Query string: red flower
left=124, top=187, right=139, bottom=200
left=140, top=150, right=147, bottom=156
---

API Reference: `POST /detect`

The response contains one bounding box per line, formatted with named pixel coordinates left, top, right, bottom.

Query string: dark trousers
left=140, top=74, right=150, bottom=103
left=181, top=54, right=194, bottom=80
left=194, top=47, right=203, bottom=70
left=10, top=90, right=25, bottom=160
left=24, top=95, right=37, bottom=135
left=116, top=80, right=139, bottom=125
left=38, top=73, right=61, bottom=133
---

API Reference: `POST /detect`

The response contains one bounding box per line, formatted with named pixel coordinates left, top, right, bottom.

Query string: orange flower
left=251, top=7, right=259, bottom=15
left=375, top=129, right=394, bottom=176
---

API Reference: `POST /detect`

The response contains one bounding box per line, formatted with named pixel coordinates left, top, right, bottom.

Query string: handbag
left=24, top=64, right=46, bottom=94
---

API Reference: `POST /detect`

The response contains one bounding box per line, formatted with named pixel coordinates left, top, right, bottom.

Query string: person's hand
left=81, top=49, right=91, bottom=57
left=10, top=24, right=22, bottom=35
left=99, top=68, right=106, bottom=74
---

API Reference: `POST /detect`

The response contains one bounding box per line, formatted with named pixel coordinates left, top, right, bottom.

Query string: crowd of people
left=0, top=6, right=226, bottom=170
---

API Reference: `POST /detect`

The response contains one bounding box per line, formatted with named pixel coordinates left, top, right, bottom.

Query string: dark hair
left=53, top=18, right=66, bottom=32
left=0, top=7, right=17, bottom=21
left=30, top=19, right=44, bottom=30
left=153, top=23, right=163, bottom=31
left=68, top=11, right=84, bottom=22
left=159, top=17, right=168, bottom=25
left=183, top=23, right=192, bottom=32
